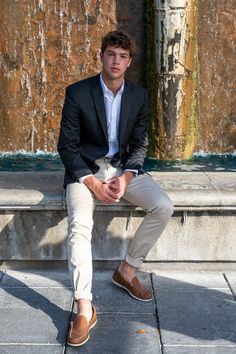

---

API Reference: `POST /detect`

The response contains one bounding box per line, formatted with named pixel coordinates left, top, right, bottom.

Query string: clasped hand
left=84, top=172, right=134, bottom=204
left=95, top=176, right=126, bottom=204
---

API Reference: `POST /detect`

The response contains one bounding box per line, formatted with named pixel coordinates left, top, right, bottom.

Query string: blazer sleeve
left=57, top=86, right=93, bottom=179
left=123, top=89, right=149, bottom=171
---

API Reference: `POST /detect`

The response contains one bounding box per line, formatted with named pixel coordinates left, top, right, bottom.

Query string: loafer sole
left=67, top=319, right=97, bottom=347
left=112, top=278, right=152, bottom=302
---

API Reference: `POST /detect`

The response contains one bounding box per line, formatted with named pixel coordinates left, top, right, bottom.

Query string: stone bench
left=0, top=171, right=235, bottom=211
left=0, top=171, right=236, bottom=264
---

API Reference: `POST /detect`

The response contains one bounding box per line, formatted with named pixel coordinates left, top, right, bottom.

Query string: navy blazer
left=57, top=74, right=149, bottom=186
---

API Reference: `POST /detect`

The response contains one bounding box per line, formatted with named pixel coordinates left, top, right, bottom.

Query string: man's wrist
left=83, top=175, right=100, bottom=191
left=122, top=171, right=135, bottom=184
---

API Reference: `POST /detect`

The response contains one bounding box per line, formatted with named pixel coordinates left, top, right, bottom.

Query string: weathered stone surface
left=155, top=288, right=236, bottom=345
left=0, top=210, right=68, bottom=260
left=0, top=171, right=235, bottom=262
left=0, top=0, right=145, bottom=152
left=197, top=0, right=236, bottom=153
left=147, top=211, right=236, bottom=261
left=206, top=172, right=236, bottom=206
left=1, top=209, right=235, bottom=262
left=2, top=171, right=236, bottom=210
left=116, top=0, right=145, bottom=84
left=0, top=172, right=64, bottom=208
left=148, top=0, right=198, bottom=159
left=0, top=0, right=115, bottom=152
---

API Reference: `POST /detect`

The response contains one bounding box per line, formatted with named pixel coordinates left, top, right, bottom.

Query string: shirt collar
left=100, top=73, right=124, bottom=96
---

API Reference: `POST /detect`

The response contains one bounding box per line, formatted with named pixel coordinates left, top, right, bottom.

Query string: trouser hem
left=74, top=295, right=93, bottom=302
left=125, top=254, right=143, bottom=269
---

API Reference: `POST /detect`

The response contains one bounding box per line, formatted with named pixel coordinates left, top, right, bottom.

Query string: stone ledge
left=0, top=171, right=235, bottom=211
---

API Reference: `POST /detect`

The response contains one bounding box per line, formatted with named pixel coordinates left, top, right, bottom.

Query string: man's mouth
left=111, top=67, right=120, bottom=72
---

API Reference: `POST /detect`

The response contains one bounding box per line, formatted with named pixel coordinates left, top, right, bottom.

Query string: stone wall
left=0, top=0, right=235, bottom=156
left=146, top=0, right=236, bottom=159
left=0, top=0, right=144, bottom=152
left=197, top=0, right=236, bottom=153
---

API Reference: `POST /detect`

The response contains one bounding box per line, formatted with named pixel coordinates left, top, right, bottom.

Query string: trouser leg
left=122, top=173, right=174, bottom=268
left=65, top=160, right=122, bottom=301
left=66, top=182, right=95, bottom=301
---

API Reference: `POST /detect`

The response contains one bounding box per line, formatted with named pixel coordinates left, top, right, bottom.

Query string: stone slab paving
left=66, top=271, right=160, bottom=353
left=90, top=270, right=154, bottom=314
left=1, top=269, right=71, bottom=288
left=152, top=271, right=236, bottom=351
left=0, top=269, right=236, bottom=353
left=66, top=314, right=161, bottom=354
left=152, top=271, right=229, bottom=289
left=0, top=288, right=72, bottom=344
left=0, top=346, right=64, bottom=354
left=0, top=269, right=72, bottom=353
left=163, top=347, right=236, bottom=354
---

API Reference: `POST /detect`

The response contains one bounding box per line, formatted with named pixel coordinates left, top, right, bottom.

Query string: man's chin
left=109, top=72, right=123, bottom=80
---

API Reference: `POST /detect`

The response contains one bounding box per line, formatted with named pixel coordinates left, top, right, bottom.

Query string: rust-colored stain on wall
left=0, top=0, right=145, bottom=153
left=0, top=0, right=235, bottom=155
left=0, top=0, right=117, bottom=152
left=197, top=0, right=236, bottom=153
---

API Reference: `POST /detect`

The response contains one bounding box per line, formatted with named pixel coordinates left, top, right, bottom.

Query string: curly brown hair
left=101, top=31, right=134, bottom=57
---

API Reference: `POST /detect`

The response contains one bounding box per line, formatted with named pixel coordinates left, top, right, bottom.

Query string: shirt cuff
left=123, top=169, right=138, bottom=176
left=79, top=174, right=93, bottom=184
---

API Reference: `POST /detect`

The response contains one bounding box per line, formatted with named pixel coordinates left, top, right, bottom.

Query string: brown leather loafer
left=67, top=305, right=97, bottom=347
left=112, top=268, right=153, bottom=302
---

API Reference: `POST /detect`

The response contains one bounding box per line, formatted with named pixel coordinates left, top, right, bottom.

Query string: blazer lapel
left=91, top=77, right=108, bottom=143
left=119, top=82, right=131, bottom=146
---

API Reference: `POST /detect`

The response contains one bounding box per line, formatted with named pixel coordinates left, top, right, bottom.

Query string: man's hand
left=106, top=171, right=135, bottom=199
left=83, top=176, right=120, bottom=204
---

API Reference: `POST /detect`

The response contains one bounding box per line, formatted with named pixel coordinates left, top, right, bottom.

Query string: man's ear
left=100, top=51, right=104, bottom=63
left=127, top=57, right=132, bottom=68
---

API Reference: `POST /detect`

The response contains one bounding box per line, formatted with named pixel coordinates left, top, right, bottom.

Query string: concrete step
left=0, top=172, right=235, bottom=263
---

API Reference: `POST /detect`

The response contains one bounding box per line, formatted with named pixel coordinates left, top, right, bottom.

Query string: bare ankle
left=118, top=261, right=136, bottom=281
left=77, top=299, right=92, bottom=321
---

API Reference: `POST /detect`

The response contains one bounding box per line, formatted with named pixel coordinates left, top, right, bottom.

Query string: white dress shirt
left=100, top=73, right=123, bottom=157
left=79, top=73, right=137, bottom=183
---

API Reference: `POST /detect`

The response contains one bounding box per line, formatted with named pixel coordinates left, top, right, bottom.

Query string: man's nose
left=113, top=55, right=120, bottom=65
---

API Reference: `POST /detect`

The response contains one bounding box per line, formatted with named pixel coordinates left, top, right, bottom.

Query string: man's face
left=100, top=45, right=132, bottom=81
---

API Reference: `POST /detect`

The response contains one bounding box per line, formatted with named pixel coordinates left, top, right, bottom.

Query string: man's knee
left=152, top=194, right=174, bottom=218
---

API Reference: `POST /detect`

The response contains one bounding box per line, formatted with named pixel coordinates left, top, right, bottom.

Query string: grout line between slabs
left=151, top=272, right=164, bottom=354
left=64, top=296, right=75, bottom=352
left=223, top=273, right=236, bottom=301
left=0, top=270, right=6, bottom=282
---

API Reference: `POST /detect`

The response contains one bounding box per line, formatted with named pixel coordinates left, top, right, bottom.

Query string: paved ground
left=0, top=268, right=236, bottom=354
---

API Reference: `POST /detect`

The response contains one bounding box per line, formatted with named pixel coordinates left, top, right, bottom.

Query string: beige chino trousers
left=66, top=158, right=173, bottom=301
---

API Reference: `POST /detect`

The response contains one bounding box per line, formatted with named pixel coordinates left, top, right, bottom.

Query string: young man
left=58, top=31, right=173, bottom=347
